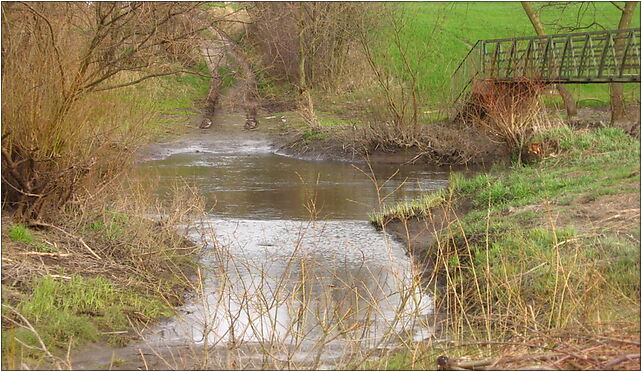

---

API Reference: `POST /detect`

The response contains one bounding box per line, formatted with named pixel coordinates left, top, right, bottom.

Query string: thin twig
left=603, top=354, right=640, bottom=368
left=29, top=221, right=102, bottom=259
left=19, top=251, right=72, bottom=257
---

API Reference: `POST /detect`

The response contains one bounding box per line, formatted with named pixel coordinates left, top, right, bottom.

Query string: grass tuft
left=370, top=189, right=449, bottom=228
left=8, top=224, right=33, bottom=245
left=2, top=275, right=174, bottom=364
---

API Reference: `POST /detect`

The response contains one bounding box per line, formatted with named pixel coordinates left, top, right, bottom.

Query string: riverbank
left=3, top=98, right=639, bottom=370
left=248, top=92, right=640, bottom=168
left=1, top=184, right=205, bottom=369
left=1, top=61, right=211, bottom=369
left=366, top=125, right=641, bottom=369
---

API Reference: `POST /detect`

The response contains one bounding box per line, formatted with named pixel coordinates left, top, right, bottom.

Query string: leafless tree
left=609, top=1, right=638, bottom=126
left=537, top=2, right=605, bottom=32
left=248, top=2, right=367, bottom=95
left=353, top=3, right=442, bottom=138
left=1, top=2, right=210, bottom=221
left=521, top=1, right=578, bottom=118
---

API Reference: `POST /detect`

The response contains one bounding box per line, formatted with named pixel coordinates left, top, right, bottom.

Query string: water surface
left=134, top=117, right=450, bottom=367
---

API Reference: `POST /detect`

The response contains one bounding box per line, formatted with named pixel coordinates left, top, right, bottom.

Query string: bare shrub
left=352, top=4, right=452, bottom=141
left=468, top=78, right=548, bottom=164
left=1, top=2, right=208, bottom=221
left=247, top=2, right=375, bottom=93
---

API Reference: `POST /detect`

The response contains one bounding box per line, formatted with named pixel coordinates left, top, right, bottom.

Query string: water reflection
left=136, top=132, right=448, bottom=365
left=150, top=220, right=433, bottom=362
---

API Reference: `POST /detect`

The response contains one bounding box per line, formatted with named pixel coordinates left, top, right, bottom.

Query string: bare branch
left=93, top=69, right=210, bottom=92
left=611, top=1, right=626, bottom=12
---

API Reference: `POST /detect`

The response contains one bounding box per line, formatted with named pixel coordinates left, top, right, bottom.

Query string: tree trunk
left=521, top=1, right=577, bottom=118
left=297, top=4, right=308, bottom=97
left=610, top=1, right=638, bottom=127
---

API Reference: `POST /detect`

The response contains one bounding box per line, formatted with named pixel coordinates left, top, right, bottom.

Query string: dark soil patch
left=260, top=98, right=298, bottom=114
left=568, top=184, right=641, bottom=235
left=506, top=182, right=641, bottom=238
left=568, top=104, right=641, bottom=138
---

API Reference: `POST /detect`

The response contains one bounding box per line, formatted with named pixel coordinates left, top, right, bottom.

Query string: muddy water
left=136, top=134, right=448, bottom=221
left=119, top=116, right=449, bottom=368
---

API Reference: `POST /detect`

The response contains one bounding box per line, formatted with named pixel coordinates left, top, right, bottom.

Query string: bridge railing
left=450, top=28, right=641, bottom=119
left=481, top=28, right=641, bottom=83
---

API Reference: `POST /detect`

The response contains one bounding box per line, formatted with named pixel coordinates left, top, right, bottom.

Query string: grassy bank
left=369, top=126, right=640, bottom=369
left=1, top=189, right=203, bottom=369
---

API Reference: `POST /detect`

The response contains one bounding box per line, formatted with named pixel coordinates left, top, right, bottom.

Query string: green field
left=386, top=2, right=641, bottom=108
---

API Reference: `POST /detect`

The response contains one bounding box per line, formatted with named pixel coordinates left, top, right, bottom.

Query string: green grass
left=370, top=189, right=449, bottom=227
left=201, top=1, right=244, bottom=11
left=370, top=126, right=640, bottom=368
left=155, top=61, right=211, bottom=114
left=8, top=224, right=57, bottom=253
left=316, top=113, right=359, bottom=127
left=100, top=59, right=211, bottom=140
left=452, top=127, right=639, bottom=211
left=2, top=275, right=173, bottom=368
left=217, top=65, right=237, bottom=90
left=381, top=2, right=641, bottom=107
left=2, top=204, right=199, bottom=369
left=8, top=224, right=33, bottom=245
left=302, top=128, right=328, bottom=141
left=87, top=212, right=130, bottom=241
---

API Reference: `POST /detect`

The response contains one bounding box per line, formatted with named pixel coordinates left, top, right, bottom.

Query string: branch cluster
left=247, top=2, right=370, bottom=92
left=1, top=2, right=207, bottom=221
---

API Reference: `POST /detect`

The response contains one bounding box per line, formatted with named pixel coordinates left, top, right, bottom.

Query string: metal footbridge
left=452, top=28, right=641, bottom=110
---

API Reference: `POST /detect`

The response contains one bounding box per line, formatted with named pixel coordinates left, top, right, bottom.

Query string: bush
left=1, top=2, right=205, bottom=221
left=468, top=78, right=548, bottom=164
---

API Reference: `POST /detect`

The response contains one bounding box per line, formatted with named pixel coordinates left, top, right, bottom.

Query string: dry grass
left=368, top=126, right=640, bottom=369
left=371, top=191, right=640, bottom=370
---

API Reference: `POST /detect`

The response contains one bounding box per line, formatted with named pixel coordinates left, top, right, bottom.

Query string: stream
left=76, top=115, right=451, bottom=369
